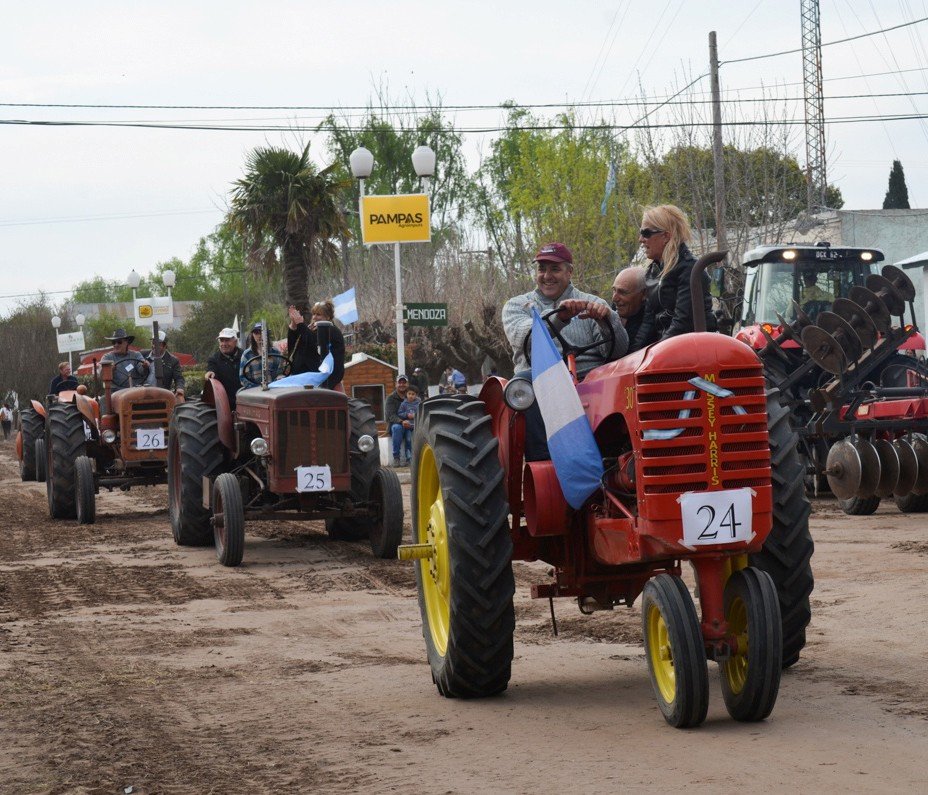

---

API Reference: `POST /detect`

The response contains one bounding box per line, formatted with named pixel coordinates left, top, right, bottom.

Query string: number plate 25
left=679, top=487, right=753, bottom=546
left=295, top=465, right=333, bottom=493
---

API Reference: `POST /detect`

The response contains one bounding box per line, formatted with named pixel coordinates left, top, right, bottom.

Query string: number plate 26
left=679, top=487, right=753, bottom=546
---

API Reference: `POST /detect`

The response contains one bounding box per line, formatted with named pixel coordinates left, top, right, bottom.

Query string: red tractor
left=167, top=353, right=403, bottom=567
left=399, top=252, right=813, bottom=728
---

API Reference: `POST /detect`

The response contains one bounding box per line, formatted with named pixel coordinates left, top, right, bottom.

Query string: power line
left=0, top=208, right=219, bottom=227
left=722, top=15, right=928, bottom=64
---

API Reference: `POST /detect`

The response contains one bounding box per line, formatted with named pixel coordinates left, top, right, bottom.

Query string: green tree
left=883, top=159, right=910, bottom=209
left=226, top=144, right=350, bottom=310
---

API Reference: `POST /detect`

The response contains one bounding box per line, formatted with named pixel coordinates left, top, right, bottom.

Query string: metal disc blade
left=831, top=298, right=879, bottom=349
left=910, top=434, right=928, bottom=495
left=873, top=438, right=901, bottom=498
left=848, top=286, right=892, bottom=333
left=825, top=439, right=863, bottom=500
left=866, top=274, right=906, bottom=315
left=817, top=312, right=862, bottom=362
left=801, top=325, right=847, bottom=375
left=791, top=300, right=813, bottom=329
left=893, top=438, right=918, bottom=497
left=775, top=311, right=799, bottom=342
left=881, top=264, right=916, bottom=302
left=853, top=438, right=881, bottom=498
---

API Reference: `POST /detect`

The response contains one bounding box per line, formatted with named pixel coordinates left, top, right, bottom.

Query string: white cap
left=152, top=330, right=167, bottom=342
left=218, top=327, right=237, bottom=339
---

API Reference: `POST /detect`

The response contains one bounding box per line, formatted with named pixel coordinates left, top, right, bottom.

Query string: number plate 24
left=679, top=487, right=753, bottom=546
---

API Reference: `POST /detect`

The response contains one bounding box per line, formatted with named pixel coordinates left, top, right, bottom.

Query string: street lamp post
left=349, top=145, right=435, bottom=378
left=51, top=314, right=71, bottom=370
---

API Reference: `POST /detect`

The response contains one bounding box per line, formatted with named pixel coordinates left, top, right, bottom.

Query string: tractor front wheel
left=327, top=399, right=380, bottom=541
left=34, top=438, right=47, bottom=483
left=75, top=455, right=96, bottom=525
left=641, top=574, right=709, bottom=728
left=411, top=397, right=514, bottom=698
left=46, top=403, right=85, bottom=519
left=719, top=568, right=783, bottom=722
left=368, top=467, right=404, bottom=558
left=213, top=473, right=245, bottom=567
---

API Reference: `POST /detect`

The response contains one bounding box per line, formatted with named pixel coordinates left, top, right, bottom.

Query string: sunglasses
left=639, top=228, right=665, bottom=239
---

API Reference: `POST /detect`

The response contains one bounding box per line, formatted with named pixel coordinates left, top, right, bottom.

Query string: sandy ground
left=1, top=443, right=927, bottom=795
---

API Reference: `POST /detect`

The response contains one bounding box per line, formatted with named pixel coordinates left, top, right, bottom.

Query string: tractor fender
left=15, top=429, right=23, bottom=461
left=31, top=399, right=46, bottom=418
left=479, top=377, right=526, bottom=509
left=523, top=460, right=569, bottom=536
left=202, top=377, right=236, bottom=454
left=898, top=330, right=926, bottom=352
left=75, top=394, right=100, bottom=427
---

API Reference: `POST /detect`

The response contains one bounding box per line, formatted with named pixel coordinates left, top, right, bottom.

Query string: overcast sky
left=3, top=0, right=928, bottom=318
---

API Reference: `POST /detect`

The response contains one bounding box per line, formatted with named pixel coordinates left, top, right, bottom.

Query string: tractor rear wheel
left=894, top=492, right=928, bottom=512
left=34, top=438, right=47, bottom=483
left=750, top=388, right=814, bottom=668
left=839, top=495, right=881, bottom=515
left=212, top=473, right=245, bottom=567
left=20, top=408, right=44, bottom=481
left=641, top=574, right=709, bottom=728
left=368, top=467, right=404, bottom=558
left=411, top=397, right=514, bottom=698
left=719, top=568, right=783, bottom=722
left=326, top=399, right=379, bottom=541
left=169, top=402, right=225, bottom=546
left=75, top=455, right=96, bottom=525
left=46, top=403, right=85, bottom=519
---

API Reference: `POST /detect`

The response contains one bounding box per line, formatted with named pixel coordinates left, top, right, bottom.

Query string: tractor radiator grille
left=637, top=366, right=770, bottom=495
left=276, top=409, right=348, bottom=475
left=122, top=399, right=172, bottom=453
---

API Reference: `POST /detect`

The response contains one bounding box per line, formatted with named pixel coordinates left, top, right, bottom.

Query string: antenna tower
left=801, top=0, right=827, bottom=209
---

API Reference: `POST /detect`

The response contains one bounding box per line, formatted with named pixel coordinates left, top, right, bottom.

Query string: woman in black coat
left=640, top=204, right=716, bottom=340
left=309, top=300, right=346, bottom=391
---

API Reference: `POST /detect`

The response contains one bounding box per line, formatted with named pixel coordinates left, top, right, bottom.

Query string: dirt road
left=1, top=443, right=926, bottom=794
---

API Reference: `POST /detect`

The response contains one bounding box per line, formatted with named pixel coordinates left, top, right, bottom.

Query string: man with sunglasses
left=101, top=328, right=154, bottom=391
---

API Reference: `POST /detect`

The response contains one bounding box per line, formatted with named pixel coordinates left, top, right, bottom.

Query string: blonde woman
left=309, top=300, right=345, bottom=390
left=640, top=205, right=716, bottom=340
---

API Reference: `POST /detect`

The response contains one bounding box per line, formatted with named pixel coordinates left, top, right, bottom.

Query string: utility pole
left=801, top=0, right=827, bottom=209
left=709, top=31, right=727, bottom=254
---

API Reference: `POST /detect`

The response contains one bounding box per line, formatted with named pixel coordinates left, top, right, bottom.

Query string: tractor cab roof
left=742, top=243, right=884, bottom=269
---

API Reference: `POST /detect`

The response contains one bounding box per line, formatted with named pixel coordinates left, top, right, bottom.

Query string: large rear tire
left=839, top=495, right=880, bottom=515
left=34, top=438, right=47, bottom=483
left=719, top=568, right=783, bottom=722
left=213, top=472, right=245, bottom=567
left=412, top=397, right=514, bottom=698
left=20, top=408, right=44, bottom=481
left=368, top=467, right=404, bottom=559
left=641, top=574, right=709, bottom=729
left=750, top=389, right=814, bottom=668
left=75, top=455, right=96, bottom=525
left=326, top=399, right=379, bottom=541
left=169, top=402, right=225, bottom=546
left=46, top=403, right=85, bottom=519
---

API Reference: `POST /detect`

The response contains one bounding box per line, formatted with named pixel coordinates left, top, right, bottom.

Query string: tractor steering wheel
left=240, top=353, right=291, bottom=388
left=522, top=306, right=617, bottom=367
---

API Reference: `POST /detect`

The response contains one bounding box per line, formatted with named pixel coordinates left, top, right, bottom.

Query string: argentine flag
left=268, top=352, right=334, bottom=389
left=333, top=287, right=359, bottom=325
left=531, top=309, right=604, bottom=509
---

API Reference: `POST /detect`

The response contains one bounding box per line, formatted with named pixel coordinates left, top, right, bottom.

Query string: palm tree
left=227, top=144, right=350, bottom=310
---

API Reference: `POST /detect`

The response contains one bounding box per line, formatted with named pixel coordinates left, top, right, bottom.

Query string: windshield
left=742, top=260, right=881, bottom=325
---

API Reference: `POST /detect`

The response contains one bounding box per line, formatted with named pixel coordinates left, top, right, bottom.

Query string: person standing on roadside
left=0, top=404, right=11, bottom=440
left=205, top=328, right=243, bottom=408
left=48, top=361, right=79, bottom=395
left=385, top=374, right=410, bottom=467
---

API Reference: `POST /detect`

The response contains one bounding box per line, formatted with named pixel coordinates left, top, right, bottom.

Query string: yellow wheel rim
left=646, top=603, right=676, bottom=704
left=417, top=443, right=451, bottom=656
left=722, top=595, right=749, bottom=694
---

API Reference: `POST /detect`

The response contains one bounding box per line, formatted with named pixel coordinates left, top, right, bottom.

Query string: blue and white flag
left=531, top=309, right=604, bottom=509
left=600, top=159, right=617, bottom=216
left=333, top=287, right=359, bottom=325
left=268, top=352, right=334, bottom=389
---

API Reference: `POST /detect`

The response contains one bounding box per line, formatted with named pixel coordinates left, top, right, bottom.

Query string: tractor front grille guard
left=636, top=367, right=770, bottom=496
left=276, top=408, right=348, bottom=475
left=120, top=398, right=172, bottom=459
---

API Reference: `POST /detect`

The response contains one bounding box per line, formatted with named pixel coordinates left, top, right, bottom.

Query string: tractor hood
left=235, top=386, right=348, bottom=411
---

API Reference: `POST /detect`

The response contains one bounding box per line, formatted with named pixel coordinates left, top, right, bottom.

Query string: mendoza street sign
left=404, top=303, right=448, bottom=327
left=360, top=194, right=431, bottom=244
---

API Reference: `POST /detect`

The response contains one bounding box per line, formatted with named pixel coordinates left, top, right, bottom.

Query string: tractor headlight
left=504, top=377, right=535, bottom=411
left=101, top=429, right=117, bottom=444
left=358, top=434, right=376, bottom=452
left=250, top=437, right=269, bottom=457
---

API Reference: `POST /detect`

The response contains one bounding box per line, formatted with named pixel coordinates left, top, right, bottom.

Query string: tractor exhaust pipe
left=690, top=250, right=729, bottom=332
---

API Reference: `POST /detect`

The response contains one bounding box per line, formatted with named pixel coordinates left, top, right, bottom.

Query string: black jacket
left=645, top=244, right=717, bottom=340
left=314, top=322, right=345, bottom=390
left=207, top=347, right=243, bottom=408
left=146, top=350, right=185, bottom=392
left=286, top=323, right=322, bottom=376
left=385, top=389, right=405, bottom=426
left=48, top=374, right=79, bottom=395
left=619, top=305, right=657, bottom=353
